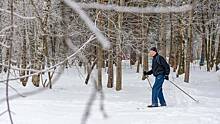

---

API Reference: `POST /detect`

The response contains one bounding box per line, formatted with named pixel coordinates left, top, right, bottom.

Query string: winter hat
left=150, top=47, right=157, bottom=53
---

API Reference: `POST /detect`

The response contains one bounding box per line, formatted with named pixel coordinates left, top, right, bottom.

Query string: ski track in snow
left=0, top=63, right=220, bottom=124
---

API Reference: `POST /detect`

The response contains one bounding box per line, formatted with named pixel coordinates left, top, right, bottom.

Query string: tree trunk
left=210, top=31, right=216, bottom=70
left=168, top=1, right=175, bottom=67
left=206, top=25, right=211, bottom=71
left=159, top=13, right=166, bottom=58
left=97, top=44, right=103, bottom=90
left=177, top=19, right=185, bottom=77
left=30, top=0, right=41, bottom=87
left=96, top=0, right=106, bottom=90
left=30, top=0, right=51, bottom=87
left=0, top=1, right=2, bottom=73
left=20, top=0, right=28, bottom=86
left=0, top=43, right=2, bottom=73
left=107, top=49, right=114, bottom=88
left=136, top=54, right=141, bottom=73
left=7, top=0, right=14, bottom=122
left=200, top=33, right=206, bottom=67
left=184, top=6, right=193, bottom=83
left=173, top=21, right=178, bottom=72
left=210, top=9, right=217, bottom=70
left=43, top=0, right=52, bottom=88
left=141, top=7, right=148, bottom=72
left=29, top=23, right=36, bottom=74
left=61, top=0, right=69, bottom=68
left=51, top=29, right=56, bottom=66
left=199, top=8, right=206, bottom=67
left=116, top=0, right=124, bottom=91
left=107, top=11, right=114, bottom=88
left=4, top=42, right=10, bottom=73
left=130, top=49, right=136, bottom=66
left=216, top=35, right=220, bottom=71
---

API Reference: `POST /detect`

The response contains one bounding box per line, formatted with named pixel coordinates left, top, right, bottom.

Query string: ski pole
left=168, top=80, right=199, bottom=103
left=146, top=76, right=152, bottom=89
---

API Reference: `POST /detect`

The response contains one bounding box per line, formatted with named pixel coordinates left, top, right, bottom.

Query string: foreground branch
left=81, top=77, right=107, bottom=124
left=0, top=35, right=96, bottom=83
left=78, top=2, right=192, bottom=14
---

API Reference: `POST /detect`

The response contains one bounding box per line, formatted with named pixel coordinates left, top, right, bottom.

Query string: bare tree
left=184, top=0, right=193, bottom=83
left=216, top=35, right=220, bottom=70
left=177, top=18, right=185, bottom=77
left=20, top=0, right=28, bottom=86
left=5, top=0, right=15, bottom=123
left=159, top=13, right=166, bottom=58
left=107, top=7, right=114, bottom=88
left=116, top=0, right=124, bottom=91
left=0, top=0, right=3, bottom=73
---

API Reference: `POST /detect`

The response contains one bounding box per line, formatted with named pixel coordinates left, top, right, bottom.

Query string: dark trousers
left=152, top=74, right=166, bottom=105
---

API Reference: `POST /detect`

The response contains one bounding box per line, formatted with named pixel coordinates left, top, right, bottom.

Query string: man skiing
left=143, top=47, right=170, bottom=107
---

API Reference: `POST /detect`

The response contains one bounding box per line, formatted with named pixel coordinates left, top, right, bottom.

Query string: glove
left=143, top=71, right=147, bottom=76
left=142, top=74, right=148, bottom=80
left=143, top=71, right=151, bottom=76
left=164, top=75, right=169, bottom=80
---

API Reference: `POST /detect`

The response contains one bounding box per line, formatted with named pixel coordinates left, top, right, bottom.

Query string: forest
left=0, top=0, right=220, bottom=124
left=0, top=0, right=219, bottom=88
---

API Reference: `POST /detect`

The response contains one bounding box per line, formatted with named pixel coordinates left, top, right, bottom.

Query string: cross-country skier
left=143, top=47, right=170, bottom=107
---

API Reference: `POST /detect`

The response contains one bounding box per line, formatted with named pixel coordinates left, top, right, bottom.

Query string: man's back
left=151, top=53, right=170, bottom=77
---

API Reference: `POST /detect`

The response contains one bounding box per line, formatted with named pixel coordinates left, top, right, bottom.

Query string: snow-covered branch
left=0, top=64, right=41, bottom=73
left=81, top=76, right=107, bottom=124
left=0, top=25, right=17, bottom=34
left=64, top=0, right=110, bottom=49
left=0, top=42, right=10, bottom=49
left=77, top=2, right=192, bottom=14
left=0, top=8, right=36, bottom=20
left=0, top=35, right=96, bottom=83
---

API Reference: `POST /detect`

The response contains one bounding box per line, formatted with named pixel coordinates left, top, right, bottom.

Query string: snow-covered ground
left=1, top=63, right=220, bottom=124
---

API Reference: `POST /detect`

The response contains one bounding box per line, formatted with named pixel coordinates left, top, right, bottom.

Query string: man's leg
left=156, top=75, right=166, bottom=106
left=158, top=88, right=166, bottom=106
left=151, top=84, right=159, bottom=106
left=152, top=75, right=164, bottom=106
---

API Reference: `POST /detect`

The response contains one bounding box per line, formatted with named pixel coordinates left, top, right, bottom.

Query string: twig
left=0, top=63, right=42, bottom=73
left=64, top=0, right=110, bottom=49
left=0, top=110, right=8, bottom=116
left=0, top=8, right=36, bottom=20
left=0, top=66, right=64, bottom=104
left=81, top=76, right=108, bottom=124
left=81, top=77, right=97, bottom=124
left=85, top=60, right=97, bottom=85
left=0, top=35, right=96, bottom=83
left=98, top=89, right=108, bottom=118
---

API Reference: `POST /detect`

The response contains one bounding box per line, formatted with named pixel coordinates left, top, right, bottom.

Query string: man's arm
left=143, top=69, right=153, bottom=75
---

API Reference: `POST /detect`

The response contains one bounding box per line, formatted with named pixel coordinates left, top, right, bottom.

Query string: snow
left=1, top=62, right=220, bottom=124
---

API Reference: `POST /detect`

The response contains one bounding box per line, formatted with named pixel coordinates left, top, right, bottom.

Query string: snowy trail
left=0, top=64, right=220, bottom=124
